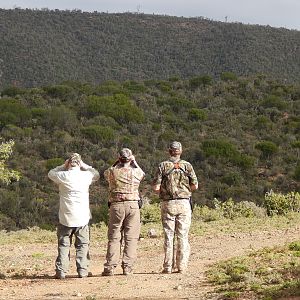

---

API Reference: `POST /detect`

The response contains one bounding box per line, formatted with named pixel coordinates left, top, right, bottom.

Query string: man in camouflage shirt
left=153, top=141, right=198, bottom=274
left=102, top=148, right=144, bottom=276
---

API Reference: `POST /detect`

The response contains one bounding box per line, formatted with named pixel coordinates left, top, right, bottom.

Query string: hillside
left=0, top=8, right=299, bottom=87
left=0, top=75, right=299, bottom=230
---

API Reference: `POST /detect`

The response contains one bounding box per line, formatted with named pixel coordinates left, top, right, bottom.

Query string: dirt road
left=0, top=224, right=300, bottom=300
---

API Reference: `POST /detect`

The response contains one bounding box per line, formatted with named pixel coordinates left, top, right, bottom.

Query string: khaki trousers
left=55, top=223, right=90, bottom=276
left=104, top=201, right=140, bottom=269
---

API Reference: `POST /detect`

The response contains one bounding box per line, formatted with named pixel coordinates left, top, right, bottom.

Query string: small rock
left=174, top=285, right=182, bottom=290
left=148, top=229, right=158, bottom=238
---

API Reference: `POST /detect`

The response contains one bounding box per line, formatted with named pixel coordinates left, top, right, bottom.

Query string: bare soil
left=1, top=225, right=300, bottom=300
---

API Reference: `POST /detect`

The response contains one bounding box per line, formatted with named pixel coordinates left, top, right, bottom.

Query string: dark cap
left=169, top=141, right=182, bottom=150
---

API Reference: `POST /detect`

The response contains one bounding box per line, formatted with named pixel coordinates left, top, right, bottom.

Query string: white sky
left=0, top=0, right=299, bottom=30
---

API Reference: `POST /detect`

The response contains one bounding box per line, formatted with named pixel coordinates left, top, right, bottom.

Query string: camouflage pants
left=161, top=199, right=191, bottom=272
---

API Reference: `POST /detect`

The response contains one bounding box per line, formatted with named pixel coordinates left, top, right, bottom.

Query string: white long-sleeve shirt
left=48, top=164, right=100, bottom=227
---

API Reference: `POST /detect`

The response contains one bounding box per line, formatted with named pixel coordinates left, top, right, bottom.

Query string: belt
left=163, top=198, right=189, bottom=201
left=110, top=200, right=138, bottom=203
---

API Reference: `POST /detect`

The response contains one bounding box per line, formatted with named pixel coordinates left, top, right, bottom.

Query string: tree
left=0, top=139, right=20, bottom=184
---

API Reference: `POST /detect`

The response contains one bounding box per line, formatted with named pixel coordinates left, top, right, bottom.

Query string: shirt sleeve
left=104, top=167, right=112, bottom=182
left=134, top=167, right=145, bottom=181
left=152, top=163, right=163, bottom=186
left=87, top=167, right=100, bottom=183
left=48, top=165, right=67, bottom=184
left=188, top=164, right=198, bottom=186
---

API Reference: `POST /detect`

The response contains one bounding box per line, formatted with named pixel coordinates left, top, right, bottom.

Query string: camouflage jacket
left=104, top=163, right=144, bottom=202
left=153, top=158, right=198, bottom=200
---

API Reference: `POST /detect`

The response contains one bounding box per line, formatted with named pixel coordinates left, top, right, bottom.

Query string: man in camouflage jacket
left=153, top=141, right=198, bottom=274
left=102, top=148, right=144, bottom=276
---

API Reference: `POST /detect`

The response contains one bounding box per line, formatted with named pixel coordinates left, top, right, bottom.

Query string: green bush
left=255, top=141, right=278, bottom=158
left=86, top=94, right=144, bottom=124
left=288, top=241, right=300, bottom=252
left=91, top=204, right=109, bottom=225
left=220, top=72, right=237, bottom=82
left=193, top=199, right=264, bottom=221
left=294, top=164, right=300, bottom=180
left=193, top=205, right=222, bottom=222
left=213, top=198, right=256, bottom=219
left=43, top=84, right=75, bottom=99
left=45, top=158, right=65, bottom=171
left=202, top=139, right=238, bottom=159
left=264, top=190, right=300, bottom=216
left=188, top=108, right=207, bottom=121
left=81, top=125, right=115, bottom=144
left=189, top=75, right=213, bottom=88
left=261, top=95, right=287, bottom=110
left=140, top=203, right=161, bottom=224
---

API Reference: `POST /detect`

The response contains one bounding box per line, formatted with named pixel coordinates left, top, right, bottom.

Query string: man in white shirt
left=48, top=153, right=99, bottom=279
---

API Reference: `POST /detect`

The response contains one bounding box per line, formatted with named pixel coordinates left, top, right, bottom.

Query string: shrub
left=81, top=125, right=115, bottom=144
left=0, top=99, right=31, bottom=127
left=289, top=241, right=300, bottom=252
left=220, top=72, right=237, bottom=82
left=264, top=190, right=300, bottom=216
left=45, top=158, right=65, bottom=171
left=261, top=95, right=287, bottom=110
left=91, top=204, right=109, bottom=225
left=193, top=205, right=222, bottom=222
left=140, top=203, right=161, bottom=224
left=122, top=80, right=147, bottom=93
left=202, top=139, right=238, bottom=159
left=188, top=108, right=207, bottom=121
left=86, top=94, right=144, bottom=124
left=255, top=141, right=278, bottom=159
left=1, top=86, right=26, bottom=97
left=213, top=198, right=258, bottom=219
left=294, top=164, right=300, bottom=180
left=43, top=84, right=75, bottom=99
left=189, top=75, right=213, bottom=88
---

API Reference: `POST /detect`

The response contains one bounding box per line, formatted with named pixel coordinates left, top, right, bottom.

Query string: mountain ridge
left=0, top=8, right=299, bottom=87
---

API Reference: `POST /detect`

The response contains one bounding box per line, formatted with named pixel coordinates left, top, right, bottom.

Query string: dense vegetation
left=208, top=241, right=300, bottom=299
left=0, top=74, right=299, bottom=230
left=0, top=8, right=300, bottom=88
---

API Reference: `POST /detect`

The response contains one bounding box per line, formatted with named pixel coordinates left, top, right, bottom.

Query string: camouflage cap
left=169, top=141, right=182, bottom=150
left=119, top=148, right=132, bottom=159
left=68, top=153, right=81, bottom=166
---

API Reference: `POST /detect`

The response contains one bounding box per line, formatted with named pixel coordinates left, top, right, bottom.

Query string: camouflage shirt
left=104, top=163, right=144, bottom=202
left=153, top=158, right=198, bottom=200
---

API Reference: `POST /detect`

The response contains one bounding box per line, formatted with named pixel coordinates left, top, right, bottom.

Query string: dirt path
left=0, top=225, right=300, bottom=300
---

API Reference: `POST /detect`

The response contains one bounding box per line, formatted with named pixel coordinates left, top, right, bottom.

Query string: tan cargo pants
left=104, top=201, right=140, bottom=269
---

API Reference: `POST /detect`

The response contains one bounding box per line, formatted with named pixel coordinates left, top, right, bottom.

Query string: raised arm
left=80, top=161, right=100, bottom=182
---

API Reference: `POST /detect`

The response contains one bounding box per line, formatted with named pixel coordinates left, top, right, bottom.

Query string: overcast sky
left=1, top=0, right=299, bottom=30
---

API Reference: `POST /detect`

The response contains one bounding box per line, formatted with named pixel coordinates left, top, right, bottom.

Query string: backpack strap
left=163, top=160, right=190, bottom=178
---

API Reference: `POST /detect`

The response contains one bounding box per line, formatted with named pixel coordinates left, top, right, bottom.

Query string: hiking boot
left=123, top=266, right=133, bottom=276
left=55, top=272, right=66, bottom=279
left=101, top=268, right=114, bottom=276
left=78, top=272, right=91, bottom=278
left=162, top=268, right=172, bottom=274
